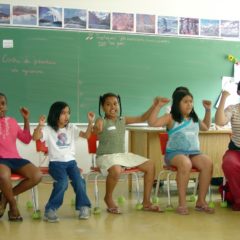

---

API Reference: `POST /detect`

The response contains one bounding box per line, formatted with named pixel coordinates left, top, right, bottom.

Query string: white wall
left=2, top=0, right=240, bottom=19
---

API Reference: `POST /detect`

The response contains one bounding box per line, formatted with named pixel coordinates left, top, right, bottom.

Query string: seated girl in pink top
left=0, top=93, right=42, bottom=221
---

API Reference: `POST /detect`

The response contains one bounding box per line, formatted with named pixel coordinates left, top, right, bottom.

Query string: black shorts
left=229, top=140, right=240, bottom=150
left=0, top=158, right=31, bottom=172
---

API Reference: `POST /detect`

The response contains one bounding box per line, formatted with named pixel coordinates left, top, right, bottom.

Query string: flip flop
left=8, top=209, right=23, bottom=222
left=107, top=207, right=122, bottom=214
left=143, top=205, right=164, bottom=213
left=176, top=206, right=189, bottom=215
left=0, top=192, right=7, bottom=218
left=195, top=205, right=215, bottom=214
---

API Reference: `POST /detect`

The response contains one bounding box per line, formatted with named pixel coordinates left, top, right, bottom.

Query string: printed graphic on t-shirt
left=56, top=132, right=70, bottom=148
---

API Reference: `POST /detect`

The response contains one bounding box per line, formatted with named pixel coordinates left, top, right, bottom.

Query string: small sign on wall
left=3, top=39, right=13, bottom=48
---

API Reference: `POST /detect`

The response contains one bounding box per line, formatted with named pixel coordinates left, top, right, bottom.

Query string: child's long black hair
left=99, top=93, right=122, bottom=117
left=172, top=86, right=190, bottom=99
left=170, top=90, right=199, bottom=123
left=47, top=101, right=70, bottom=131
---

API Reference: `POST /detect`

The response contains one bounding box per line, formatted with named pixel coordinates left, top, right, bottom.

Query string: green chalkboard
left=1, top=27, right=240, bottom=122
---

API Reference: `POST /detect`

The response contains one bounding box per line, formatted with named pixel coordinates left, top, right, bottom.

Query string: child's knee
left=209, top=160, right=213, bottom=171
left=145, top=160, right=155, bottom=172
left=77, top=176, right=86, bottom=188
left=26, top=168, right=42, bottom=186
left=178, top=160, right=192, bottom=172
left=108, top=166, right=121, bottom=179
left=147, top=159, right=154, bottom=167
left=0, top=171, right=11, bottom=182
left=55, top=179, right=68, bottom=190
left=139, top=159, right=154, bottom=172
left=203, top=157, right=213, bottom=170
left=33, top=170, right=42, bottom=184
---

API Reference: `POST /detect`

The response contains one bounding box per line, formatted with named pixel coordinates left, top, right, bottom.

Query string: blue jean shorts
left=0, top=158, right=31, bottom=171
left=164, top=151, right=201, bottom=166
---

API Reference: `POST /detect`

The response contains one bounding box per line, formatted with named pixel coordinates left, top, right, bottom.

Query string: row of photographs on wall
left=0, top=4, right=239, bottom=39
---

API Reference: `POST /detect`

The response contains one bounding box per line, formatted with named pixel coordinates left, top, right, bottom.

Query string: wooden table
left=127, top=127, right=231, bottom=178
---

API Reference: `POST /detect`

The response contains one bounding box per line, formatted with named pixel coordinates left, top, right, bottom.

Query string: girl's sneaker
left=43, top=209, right=59, bottom=223
left=79, top=206, right=90, bottom=220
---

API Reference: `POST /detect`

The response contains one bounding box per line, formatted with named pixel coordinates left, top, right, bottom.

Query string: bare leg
left=13, top=163, right=42, bottom=196
left=0, top=163, right=42, bottom=217
left=104, top=165, right=122, bottom=209
left=192, top=154, right=213, bottom=206
left=0, top=165, right=17, bottom=214
left=137, top=160, right=155, bottom=207
left=171, top=155, right=192, bottom=208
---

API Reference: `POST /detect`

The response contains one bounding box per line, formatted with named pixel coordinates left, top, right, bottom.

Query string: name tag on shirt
left=107, top=126, right=116, bottom=131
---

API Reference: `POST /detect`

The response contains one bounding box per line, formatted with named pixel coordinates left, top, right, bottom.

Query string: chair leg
left=94, top=174, right=101, bottom=208
left=193, top=176, right=199, bottom=196
left=31, top=187, right=41, bottom=219
left=222, top=177, right=226, bottom=202
left=154, top=174, right=162, bottom=197
left=131, top=173, right=141, bottom=204
left=220, top=177, right=228, bottom=208
left=166, top=172, right=174, bottom=210
left=152, top=172, right=162, bottom=204
left=153, top=171, right=169, bottom=201
left=208, top=185, right=215, bottom=208
left=208, top=186, right=212, bottom=201
left=92, top=174, right=103, bottom=214
left=189, top=176, right=199, bottom=202
left=31, top=187, right=38, bottom=211
left=91, top=155, right=95, bottom=168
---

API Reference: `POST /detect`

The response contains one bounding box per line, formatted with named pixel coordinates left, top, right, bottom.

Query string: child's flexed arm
left=80, top=112, right=95, bottom=139
left=148, top=97, right=172, bottom=128
left=18, top=107, right=32, bottom=143
left=20, top=107, right=30, bottom=131
left=125, top=97, right=171, bottom=125
left=215, top=91, right=231, bottom=126
left=200, top=100, right=212, bottom=131
left=32, top=115, right=46, bottom=140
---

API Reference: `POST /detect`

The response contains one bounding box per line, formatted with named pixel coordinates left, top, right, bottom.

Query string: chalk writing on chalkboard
left=85, top=32, right=169, bottom=48
left=1, top=54, right=56, bottom=76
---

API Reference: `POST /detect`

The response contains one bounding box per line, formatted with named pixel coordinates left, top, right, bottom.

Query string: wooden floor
left=0, top=179, right=239, bottom=240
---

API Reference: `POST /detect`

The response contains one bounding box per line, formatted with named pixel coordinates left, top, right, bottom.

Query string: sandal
left=143, top=205, right=164, bottom=213
left=8, top=209, right=23, bottom=222
left=0, top=192, right=7, bottom=218
left=176, top=206, right=189, bottom=215
left=195, top=205, right=215, bottom=214
left=107, top=207, right=122, bottom=214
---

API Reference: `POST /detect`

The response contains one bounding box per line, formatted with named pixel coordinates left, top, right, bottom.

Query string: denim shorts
left=0, top=158, right=31, bottom=171
left=164, top=151, right=201, bottom=166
